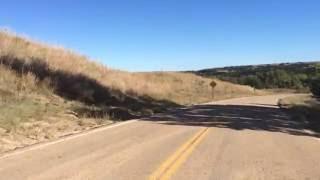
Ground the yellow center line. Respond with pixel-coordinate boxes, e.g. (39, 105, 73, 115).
(149, 127, 210, 180)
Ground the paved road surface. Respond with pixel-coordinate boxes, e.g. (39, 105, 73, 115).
(0, 94, 320, 180)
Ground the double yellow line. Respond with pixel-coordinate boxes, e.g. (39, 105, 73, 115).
(149, 128, 210, 180)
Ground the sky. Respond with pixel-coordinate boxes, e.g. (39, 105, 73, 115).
(1, 0, 320, 71)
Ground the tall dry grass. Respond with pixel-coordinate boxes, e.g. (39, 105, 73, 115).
(0, 30, 260, 105)
(0, 29, 266, 153)
(278, 95, 320, 133)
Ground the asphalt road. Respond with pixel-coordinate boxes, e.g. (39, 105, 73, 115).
(0, 94, 319, 180)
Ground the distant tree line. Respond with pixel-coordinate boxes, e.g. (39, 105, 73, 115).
(194, 62, 320, 96)
(237, 70, 308, 89)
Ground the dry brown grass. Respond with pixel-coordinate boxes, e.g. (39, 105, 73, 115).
(278, 94, 318, 108)
(0, 30, 263, 105)
(278, 94, 320, 134)
(0, 30, 265, 153)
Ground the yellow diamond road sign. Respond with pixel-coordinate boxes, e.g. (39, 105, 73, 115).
(210, 81, 217, 88)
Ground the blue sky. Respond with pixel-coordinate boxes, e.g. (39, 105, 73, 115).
(1, 0, 320, 71)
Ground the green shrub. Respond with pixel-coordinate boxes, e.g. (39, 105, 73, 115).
(310, 77, 320, 97)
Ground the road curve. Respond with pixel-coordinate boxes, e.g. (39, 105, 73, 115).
(0, 94, 320, 180)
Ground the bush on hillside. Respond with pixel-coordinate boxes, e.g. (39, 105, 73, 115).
(242, 75, 264, 89)
(310, 77, 320, 97)
(310, 74, 320, 97)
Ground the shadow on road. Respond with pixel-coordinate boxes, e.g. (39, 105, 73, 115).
(142, 104, 320, 138)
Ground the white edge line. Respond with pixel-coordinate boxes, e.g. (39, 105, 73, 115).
(0, 119, 138, 160)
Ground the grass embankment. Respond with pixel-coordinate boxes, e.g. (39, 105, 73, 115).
(278, 94, 320, 133)
(0, 30, 261, 152)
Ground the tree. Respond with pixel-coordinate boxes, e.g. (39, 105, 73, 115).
(243, 75, 263, 89)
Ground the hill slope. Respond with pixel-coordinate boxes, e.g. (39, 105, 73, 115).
(194, 62, 320, 90)
(0, 30, 260, 152)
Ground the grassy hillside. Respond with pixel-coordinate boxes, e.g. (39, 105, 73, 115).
(278, 95, 320, 134)
(0, 30, 261, 152)
(194, 62, 320, 90)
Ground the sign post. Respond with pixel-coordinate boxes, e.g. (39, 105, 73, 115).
(210, 80, 217, 100)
